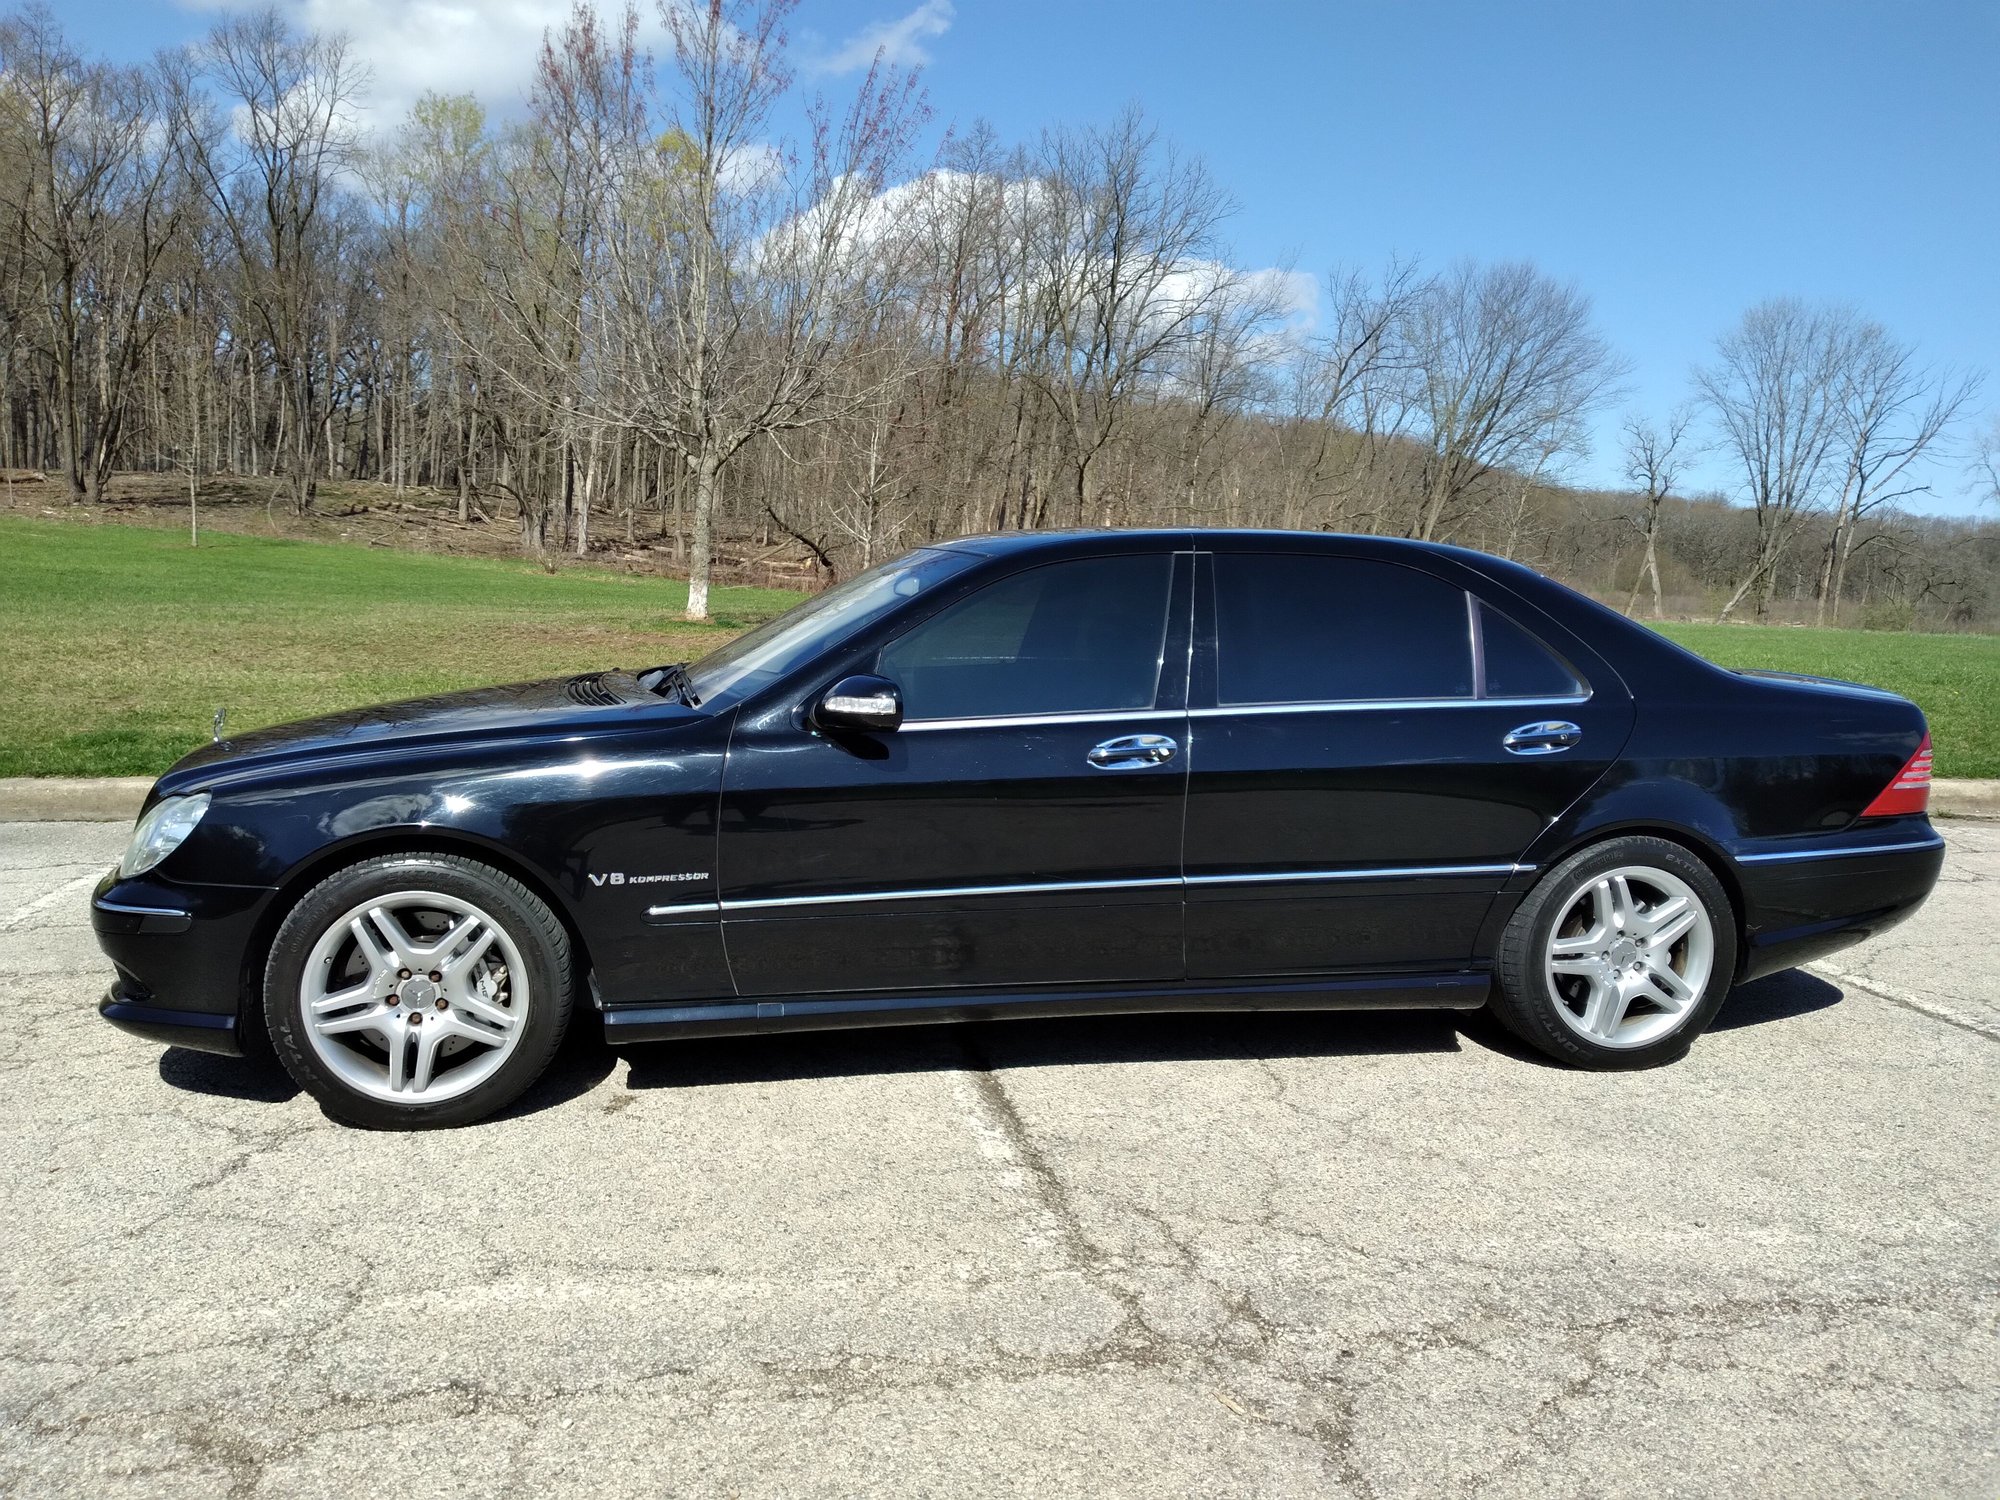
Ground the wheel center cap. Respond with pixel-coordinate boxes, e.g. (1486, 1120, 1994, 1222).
(402, 976, 440, 1007)
(1608, 939, 1640, 969)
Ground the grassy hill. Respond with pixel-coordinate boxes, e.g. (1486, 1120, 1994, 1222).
(2, 514, 1994, 778)
(0, 516, 795, 777)
(1657, 622, 1998, 778)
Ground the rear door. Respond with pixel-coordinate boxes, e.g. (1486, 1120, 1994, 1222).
(716, 549, 1193, 996)
(1182, 546, 1634, 979)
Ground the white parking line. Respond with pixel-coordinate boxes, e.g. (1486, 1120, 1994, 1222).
(1810, 959, 2000, 1042)
(0, 869, 103, 935)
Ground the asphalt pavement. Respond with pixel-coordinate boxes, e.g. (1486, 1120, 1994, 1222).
(1, 820, 1995, 1498)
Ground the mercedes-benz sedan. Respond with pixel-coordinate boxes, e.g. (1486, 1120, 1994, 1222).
(93, 530, 1944, 1127)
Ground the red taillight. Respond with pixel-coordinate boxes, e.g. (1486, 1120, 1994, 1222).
(1861, 733, 1932, 818)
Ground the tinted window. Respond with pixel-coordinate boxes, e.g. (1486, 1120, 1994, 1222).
(689, 547, 980, 707)
(1212, 554, 1474, 704)
(1478, 601, 1584, 698)
(879, 554, 1174, 720)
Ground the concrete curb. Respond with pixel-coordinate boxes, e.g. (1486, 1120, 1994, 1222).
(4, 773, 1997, 824)
(1934, 778, 2000, 820)
(0, 778, 152, 823)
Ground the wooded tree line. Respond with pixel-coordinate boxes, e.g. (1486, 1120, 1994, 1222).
(3, 0, 1995, 626)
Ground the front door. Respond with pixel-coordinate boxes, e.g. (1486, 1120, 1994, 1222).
(1182, 547, 1635, 979)
(717, 550, 1192, 996)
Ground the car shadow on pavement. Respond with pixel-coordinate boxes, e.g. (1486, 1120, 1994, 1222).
(491, 1019, 621, 1121)
(155, 1015, 621, 1120)
(1708, 968, 1845, 1031)
(620, 1006, 1467, 1092)
(158, 1046, 301, 1104)
(155, 971, 1848, 1113)
(1453, 966, 1848, 1067)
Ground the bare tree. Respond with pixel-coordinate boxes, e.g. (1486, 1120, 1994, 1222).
(0, 7, 185, 500)
(1287, 258, 1429, 530)
(598, 0, 928, 620)
(1163, 263, 1292, 524)
(1979, 414, 2000, 510)
(1025, 108, 1235, 528)
(1400, 260, 1625, 542)
(1619, 405, 1695, 617)
(1815, 324, 1980, 623)
(177, 12, 362, 514)
(1696, 299, 1865, 621)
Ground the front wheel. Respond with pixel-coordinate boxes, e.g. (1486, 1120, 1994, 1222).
(264, 853, 573, 1128)
(1490, 836, 1737, 1068)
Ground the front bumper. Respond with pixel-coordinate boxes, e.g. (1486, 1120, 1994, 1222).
(98, 988, 242, 1056)
(91, 866, 274, 1056)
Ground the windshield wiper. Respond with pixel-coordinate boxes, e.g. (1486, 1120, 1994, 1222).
(637, 662, 700, 706)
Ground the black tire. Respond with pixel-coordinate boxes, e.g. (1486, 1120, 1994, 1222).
(1489, 835, 1737, 1069)
(264, 853, 572, 1128)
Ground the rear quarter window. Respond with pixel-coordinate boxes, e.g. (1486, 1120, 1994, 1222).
(1477, 601, 1585, 698)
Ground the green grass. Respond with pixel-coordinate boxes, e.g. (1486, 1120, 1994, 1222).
(1657, 622, 2000, 779)
(0, 516, 801, 778)
(2, 516, 1995, 780)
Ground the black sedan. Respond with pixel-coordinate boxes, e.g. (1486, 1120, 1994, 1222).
(93, 529, 1944, 1128)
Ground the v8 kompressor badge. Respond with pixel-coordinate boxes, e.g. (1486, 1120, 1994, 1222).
(587, 871, 709, 888)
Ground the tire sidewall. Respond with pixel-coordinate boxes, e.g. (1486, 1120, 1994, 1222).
(264, 854, 570, 1128)
(1499, 836, 1738, 1069)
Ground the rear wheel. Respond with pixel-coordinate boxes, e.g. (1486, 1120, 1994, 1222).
(1491, 836, 1736, 1068)
(264, 853, 572, 1128)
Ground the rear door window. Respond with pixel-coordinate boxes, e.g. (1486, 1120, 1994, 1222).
(1211, 554, 1474, 704)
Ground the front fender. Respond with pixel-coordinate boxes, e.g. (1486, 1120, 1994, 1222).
(151, 721, 736, 1007)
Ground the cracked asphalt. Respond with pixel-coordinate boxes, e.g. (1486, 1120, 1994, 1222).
(2, 821, 1997, 1498)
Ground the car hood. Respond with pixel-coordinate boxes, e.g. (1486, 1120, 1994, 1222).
(156, 673, 705, 795)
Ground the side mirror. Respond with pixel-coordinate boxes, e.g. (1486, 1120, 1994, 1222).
(813, 674, 904, 733)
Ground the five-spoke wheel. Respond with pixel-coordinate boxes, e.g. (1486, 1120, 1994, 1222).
(301, 891, 530, 1103)
(1543, 865, 1714, 1049)
(265, 854, 571, 1128)
(1491, 835, 1736, 1067)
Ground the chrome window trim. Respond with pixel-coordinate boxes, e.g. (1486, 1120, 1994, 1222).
(1186, 694, 1590, 719)
(1466, 589, 1488, 699)
(1735, 835, 1945, 865)
(900, 707, 1179, 733)
(646, 862, 1530, 919)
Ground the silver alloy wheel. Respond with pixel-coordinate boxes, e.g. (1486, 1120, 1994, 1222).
(299, 890, 529, 1104)
(1543, 864, 1714, 1050)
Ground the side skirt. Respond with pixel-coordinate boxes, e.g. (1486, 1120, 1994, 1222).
(600, 972, 1490, 1044)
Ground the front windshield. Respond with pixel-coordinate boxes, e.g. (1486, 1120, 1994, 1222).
(686, 547, 980, 707)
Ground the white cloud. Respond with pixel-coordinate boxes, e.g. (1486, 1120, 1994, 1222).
(182, 0, 672, 130)
(808, 0, 953, 75)
(717, 141, 785, 193)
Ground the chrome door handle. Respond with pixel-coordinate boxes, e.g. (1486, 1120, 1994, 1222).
(1502, 720, 1582, 756)
(1087, 733, 1178, 769)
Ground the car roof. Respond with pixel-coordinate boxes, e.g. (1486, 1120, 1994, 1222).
(935, 527, 1482, 562)
(927, 527, 1720, 693)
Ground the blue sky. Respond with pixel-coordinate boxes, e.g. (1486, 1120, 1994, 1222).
(59, 0, 2000, 513)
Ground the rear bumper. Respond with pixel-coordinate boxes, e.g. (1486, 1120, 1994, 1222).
(1734, 826, 1945, 982)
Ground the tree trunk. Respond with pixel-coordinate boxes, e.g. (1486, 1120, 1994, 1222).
(686, 449, 720, 622)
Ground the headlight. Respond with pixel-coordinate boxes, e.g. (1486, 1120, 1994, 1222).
(120, 794, 211, 878)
